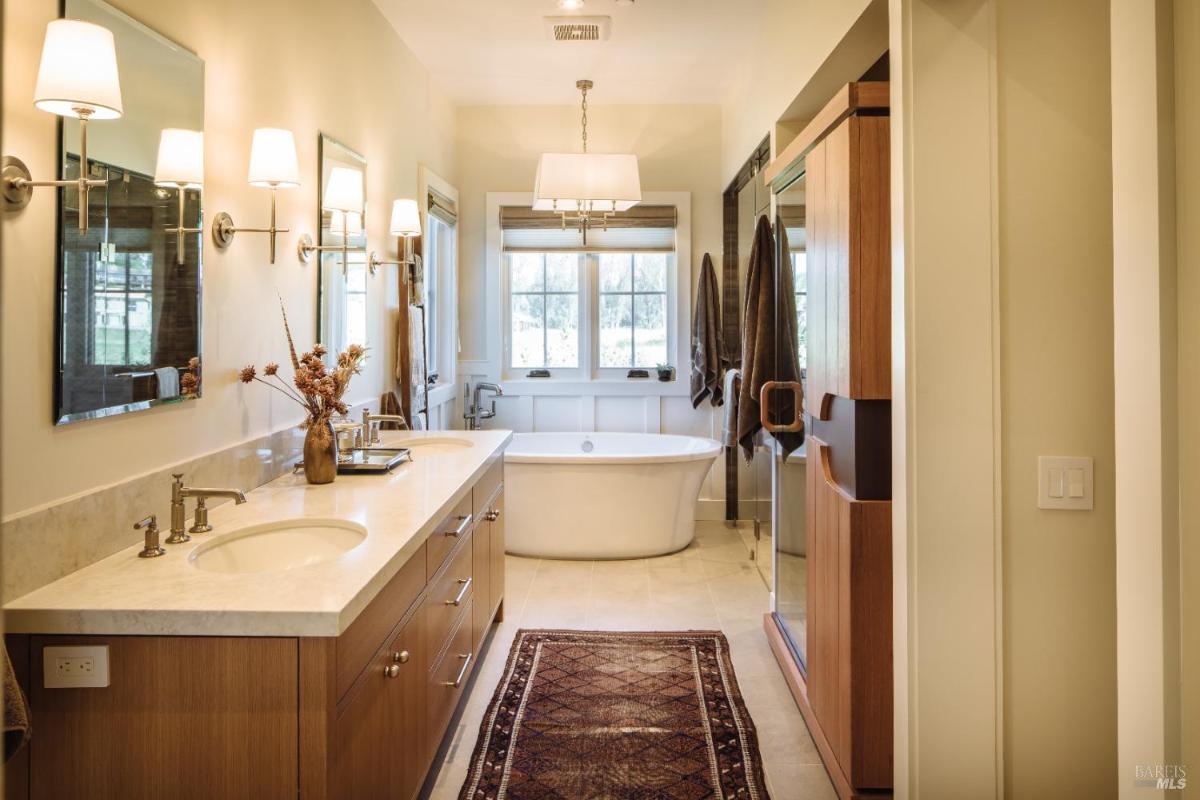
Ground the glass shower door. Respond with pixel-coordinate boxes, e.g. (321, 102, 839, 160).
(770, 174, 809, 671)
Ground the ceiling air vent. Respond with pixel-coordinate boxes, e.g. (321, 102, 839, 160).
(544, 16, 611, 42)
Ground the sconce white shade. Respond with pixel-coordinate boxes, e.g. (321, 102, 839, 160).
(247, 128, 300, 188)
(330, 210, 363, 236)
(532, 152, 641, 213)
(154, 128, 204, 189)
(33, 19, 123, 120)
(389, 199, 421, 237)
(323, 167, 364, 214)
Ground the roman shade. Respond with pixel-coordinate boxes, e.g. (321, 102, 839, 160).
(428, 189, 457, 226)
(500, 204, 677, 253)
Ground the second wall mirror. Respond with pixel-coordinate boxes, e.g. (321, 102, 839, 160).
(316, 134, 368, 357)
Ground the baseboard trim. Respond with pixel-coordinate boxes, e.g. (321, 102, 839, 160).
(694, 499, 726, 521)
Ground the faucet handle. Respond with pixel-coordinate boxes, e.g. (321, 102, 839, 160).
(134, 515, 166, 559)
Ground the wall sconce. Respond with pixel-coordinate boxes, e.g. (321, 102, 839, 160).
(211, 128, 300, 264)
(2, 19, 123, 234)
(368, 199, 422, 275)
(297, 166, 366, 268)
(154, 128, 204, 266)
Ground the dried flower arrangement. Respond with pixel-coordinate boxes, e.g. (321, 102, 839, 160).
(238, 303, 367, 427)
(181, 356, 201, 398)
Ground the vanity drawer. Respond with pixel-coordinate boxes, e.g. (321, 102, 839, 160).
(423, 536, 475, 658)
(426, 493, 473, 580)
(472, 458, 503, 520)
(426, 598, 475, 747)
(336, 541, 427, 700)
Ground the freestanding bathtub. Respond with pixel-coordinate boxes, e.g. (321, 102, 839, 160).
(504, 432, 722, 559)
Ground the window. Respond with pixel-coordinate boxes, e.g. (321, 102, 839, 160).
(499, 203, 680, 379)
(598, 253, 669, 368)
(92, 252, 153, 366)
(791, 251, 807, 370)
(508, 253, 581, 370)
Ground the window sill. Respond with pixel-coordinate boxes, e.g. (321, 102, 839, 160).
(496, 379, 690, 397)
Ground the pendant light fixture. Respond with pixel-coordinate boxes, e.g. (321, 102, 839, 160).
(533, 79, 641, 242)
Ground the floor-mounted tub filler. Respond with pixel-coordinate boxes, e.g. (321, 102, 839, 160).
(504, 432, 722, 559)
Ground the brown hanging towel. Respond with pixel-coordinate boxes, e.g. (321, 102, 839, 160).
(3, 643, 30, 763)
(378, 391, 407, 430)
(737, 215, 804, 461)
(691, 253, 726, 408)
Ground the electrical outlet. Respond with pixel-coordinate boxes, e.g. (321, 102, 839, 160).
(43, 645, 110, 688)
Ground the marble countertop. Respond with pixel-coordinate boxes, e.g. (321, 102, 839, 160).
(3, 430, 512, 637)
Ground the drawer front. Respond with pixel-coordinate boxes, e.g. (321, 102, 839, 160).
(472, 458, 503, 520)
(471, 517, 491, 653)
(426, 492, 473, 580)
(336, 542, 427, 700)
(424, 537, 474, 659)
(426, 598, 476, 749)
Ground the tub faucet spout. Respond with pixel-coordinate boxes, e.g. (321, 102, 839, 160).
(465, 382, 504, 430)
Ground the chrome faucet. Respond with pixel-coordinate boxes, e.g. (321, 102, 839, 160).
(169, 473, 247, 543)
(361, 408, 407, 446)
(464, 382, 503, 430)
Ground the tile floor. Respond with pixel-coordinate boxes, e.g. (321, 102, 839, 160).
(426, 521, 837, 800)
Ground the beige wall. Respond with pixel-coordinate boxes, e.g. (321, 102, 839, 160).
(719, 0, 873, 182)
(998, 2, 1118, 797)
(455, 103, 723, 365)
(2, 0, 455, 518)
(1174, 0, 1200, 793)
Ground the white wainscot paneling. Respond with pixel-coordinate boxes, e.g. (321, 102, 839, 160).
(533, 396, 583, 432)
(595, 396, 648, 433)
(492, 394, 533, 432)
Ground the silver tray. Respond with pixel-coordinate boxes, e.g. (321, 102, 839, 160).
(336, 447, 412, 474)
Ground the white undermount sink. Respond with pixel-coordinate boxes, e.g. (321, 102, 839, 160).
(188, 518, 367, 574)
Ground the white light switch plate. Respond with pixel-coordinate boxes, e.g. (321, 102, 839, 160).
(43, 645, 110, 688)
(1038, 456, 1094, 510)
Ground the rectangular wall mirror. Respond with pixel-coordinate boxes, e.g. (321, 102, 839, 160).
(317, 134, 368, 357)
(55, 0, 205, 425)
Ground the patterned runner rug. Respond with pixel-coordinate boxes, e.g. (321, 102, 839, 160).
(459, 629, 771, 799)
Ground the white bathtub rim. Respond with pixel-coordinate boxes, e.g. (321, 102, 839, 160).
(504, 432, 722, 465)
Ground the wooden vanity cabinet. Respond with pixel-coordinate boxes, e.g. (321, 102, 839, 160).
(5, 459, 507, 800)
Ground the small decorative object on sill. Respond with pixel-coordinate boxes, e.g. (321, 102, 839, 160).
(527, 369, 552, 378)
(656, 364, 676, 382)
(238, 300, 367, 485)
(180, 356, 201, 398)
(627, 369, 650, 379)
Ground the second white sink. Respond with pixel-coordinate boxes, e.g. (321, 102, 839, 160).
(188, 518, 367, 574)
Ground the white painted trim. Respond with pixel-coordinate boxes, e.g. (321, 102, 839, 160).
(419, 165, 460, 394)
(890, 0, 1003, 796)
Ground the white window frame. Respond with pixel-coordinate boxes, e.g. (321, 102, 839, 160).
(501, 252, 587, 380)
(419, 167, 459, 411)
(485, 191, 692, 395)
(590, 252, 677, 379)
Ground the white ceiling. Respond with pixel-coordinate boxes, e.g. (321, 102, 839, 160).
(370, 0, 767, 106)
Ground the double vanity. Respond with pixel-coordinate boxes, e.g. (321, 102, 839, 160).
(4, 429, 510, 800)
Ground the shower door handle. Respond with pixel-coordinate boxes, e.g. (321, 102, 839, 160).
(759, 381, 804, 433)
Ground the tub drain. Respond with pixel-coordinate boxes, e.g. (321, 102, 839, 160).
(581, 439, 594, 453)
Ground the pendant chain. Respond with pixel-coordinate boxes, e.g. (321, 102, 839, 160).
(580, 84, 589, 154)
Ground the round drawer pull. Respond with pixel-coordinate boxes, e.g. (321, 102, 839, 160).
(384, 664, 401, 679)
(484, 509, 500, 522)
(394, 650, 410, 664)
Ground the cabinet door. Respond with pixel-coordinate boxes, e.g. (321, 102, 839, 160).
(334, 612, 426, 800)
(489, 490, 506, 619)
